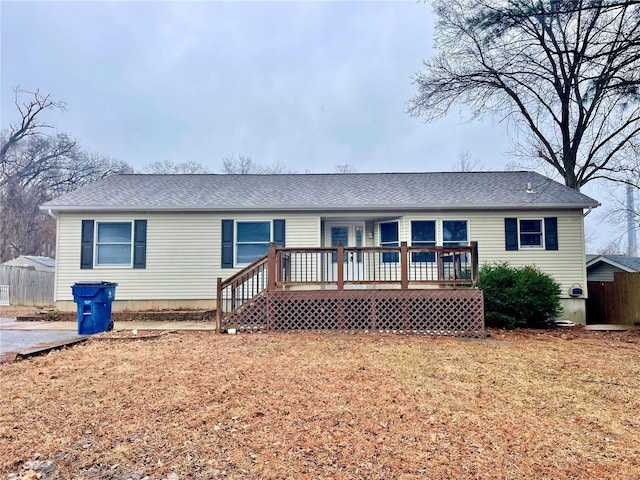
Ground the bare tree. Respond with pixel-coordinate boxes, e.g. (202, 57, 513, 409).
(409, 0, 640, 191)
(597, 239, 628, 255)
(452, 150, 483, 172)
(334, 164, 358, 173)
(0, 180, 56, 259)
(0, 88, 66, 164)
(0, 136, 132, 261)
(222, 154, 255, 174)
(143, 160, 210, 174)
(222, 153, 291, 174)
(1, 88, 133, 261)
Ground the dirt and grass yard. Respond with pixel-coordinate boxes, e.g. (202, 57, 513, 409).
(1, 328, 639, 479)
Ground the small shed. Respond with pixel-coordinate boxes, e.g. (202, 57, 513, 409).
(1, 256, 56, 272)
(586, 255, 640, 282)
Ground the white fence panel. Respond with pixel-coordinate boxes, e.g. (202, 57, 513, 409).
(0, 284, 9, 306)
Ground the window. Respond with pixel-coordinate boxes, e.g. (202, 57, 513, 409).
(442, 220, 468, 247)
(221, 219, 285, 268)
(380, 221, 399, 262)
(442, 220, 469, 264)
(505, 217, 558, 251)
(81, 220, 146, 269)
(411, 220, 436, 262)
(96, 222, 132, 266)
(330, 226, 349, 263)
(519, 219, 543, 248)
(236, 221, 271, 265)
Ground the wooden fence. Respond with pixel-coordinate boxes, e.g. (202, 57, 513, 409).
(587, 272, 640, 325)
(0, 266, 54, 307)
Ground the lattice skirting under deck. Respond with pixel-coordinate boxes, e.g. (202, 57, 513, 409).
(222, 289, 484, 338)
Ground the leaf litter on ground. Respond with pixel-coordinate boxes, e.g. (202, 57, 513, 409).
(1, 327, 639, 479)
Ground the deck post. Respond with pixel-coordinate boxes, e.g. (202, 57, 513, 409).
(337, 243, 344, 290)
(471, 241, 479, 288)
(216, 277, 222, 333)
(267, 243, 277, 292)
(400, 242, 408, 290)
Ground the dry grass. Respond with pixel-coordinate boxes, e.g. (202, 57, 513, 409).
(0, 306, 43, 318)
(1, 330, 639, 479)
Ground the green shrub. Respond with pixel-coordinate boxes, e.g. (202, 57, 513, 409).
(479, 263, 562, 329)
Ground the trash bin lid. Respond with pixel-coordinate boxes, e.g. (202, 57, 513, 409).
(73, 281, 118, 286)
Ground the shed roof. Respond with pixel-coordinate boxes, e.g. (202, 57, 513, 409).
(1, 255, 55, 270)
(586, 255, 640, 273)
(41, 171, 599, 212)
(23, 256, 56, 268)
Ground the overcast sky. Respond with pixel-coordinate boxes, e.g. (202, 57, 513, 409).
(0, 0, 628, 252)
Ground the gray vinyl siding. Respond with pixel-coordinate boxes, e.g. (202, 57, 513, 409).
(587, 263, 624, 282)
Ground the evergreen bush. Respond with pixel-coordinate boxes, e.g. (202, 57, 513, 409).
(479, 263, 562, 329)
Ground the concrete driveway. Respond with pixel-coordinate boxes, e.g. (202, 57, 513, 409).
(0, 317, 217, 358)
(0, 318, 82, 356)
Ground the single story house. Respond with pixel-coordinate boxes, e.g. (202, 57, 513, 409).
(2, 255, 55, 272)
(41, 171, 599, 324)
(586, 254, 640, 282)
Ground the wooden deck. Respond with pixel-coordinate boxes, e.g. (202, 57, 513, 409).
(216, 242, 484, 337)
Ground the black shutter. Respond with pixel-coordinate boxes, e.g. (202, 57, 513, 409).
(505, 218, 518, 251)
(544, 217, 558, 250)
(221, 220, 234, 268)
(273, 219, 286, 247)
(133, 220, 147, 268)
(81, 220, 94, 269)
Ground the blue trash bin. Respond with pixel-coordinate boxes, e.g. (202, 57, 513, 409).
(71, 282, 118, 334)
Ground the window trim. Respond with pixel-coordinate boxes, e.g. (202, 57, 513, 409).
(94, 221, 134, 268)
(234, 220, 273, 267)
(518, 218, 544, 249)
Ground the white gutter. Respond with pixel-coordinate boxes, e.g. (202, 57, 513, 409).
(40, 202, 602, 214)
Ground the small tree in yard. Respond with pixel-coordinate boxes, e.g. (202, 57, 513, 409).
(480, 263, 562, 329)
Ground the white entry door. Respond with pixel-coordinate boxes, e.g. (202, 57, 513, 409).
(324, 223, 365, 282)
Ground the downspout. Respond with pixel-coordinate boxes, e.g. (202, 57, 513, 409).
(583, 207, 592, 217)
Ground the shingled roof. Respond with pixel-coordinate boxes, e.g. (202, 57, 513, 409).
(586, 255, 640, 272)
(41, 171, 599, 212)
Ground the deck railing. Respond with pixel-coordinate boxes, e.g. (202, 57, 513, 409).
(216, 242, 479, 330)
(276, 243, 478, 288)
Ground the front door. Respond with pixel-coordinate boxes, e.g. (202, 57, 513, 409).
(324, 223, 365, 281)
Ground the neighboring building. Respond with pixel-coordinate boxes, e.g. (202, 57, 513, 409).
(41, 171, 599, 323)
(2, 255, 55, 272)
(586, 254, 640, 282)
